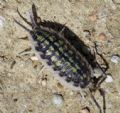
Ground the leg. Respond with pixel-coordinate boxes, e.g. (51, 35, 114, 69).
(92, 42, 109, 88)
(94, 42, 109, 72)
(99, 88, 106, 113)
(89, 82, 106, 113)
(90, 90, 102, 113)
(94, 75, 107, 89)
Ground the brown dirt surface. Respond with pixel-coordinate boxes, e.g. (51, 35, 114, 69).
(0, 0, 120, 113)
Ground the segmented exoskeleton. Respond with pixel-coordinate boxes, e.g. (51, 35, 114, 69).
(14, 4, 108, 113)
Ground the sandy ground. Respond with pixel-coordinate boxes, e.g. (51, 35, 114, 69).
(0, 0, 120, 113)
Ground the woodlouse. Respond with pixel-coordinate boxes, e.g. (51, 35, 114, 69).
(14, 4, 108, 113)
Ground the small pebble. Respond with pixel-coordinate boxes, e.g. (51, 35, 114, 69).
(69, 91, 74, 95)
(98, 33, 107, 41)
(105, 75, 113, 83)
(83, 30, 91, 38)
(80, 107, 90, 113)
(30, 56, 38, 61)
(93, 68, 103, 78)
(41, 78, 47, 87)
(52, 93, 64, 107)
(0, 16, 5, 28)
(57, 82, 63, 89)
(111, 55, 120, 64)
(89, 13, 97, 22)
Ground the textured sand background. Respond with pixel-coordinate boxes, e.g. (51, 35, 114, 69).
(0, 0, 120, 113)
